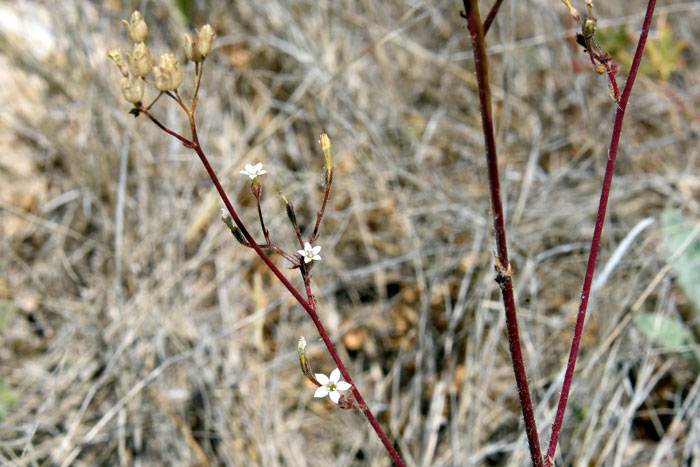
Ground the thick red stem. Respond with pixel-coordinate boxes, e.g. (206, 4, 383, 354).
(462, 1, 543, 465)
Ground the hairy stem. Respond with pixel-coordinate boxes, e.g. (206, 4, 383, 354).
(462, 1, 543, 465)
(544, 1, 656, 464)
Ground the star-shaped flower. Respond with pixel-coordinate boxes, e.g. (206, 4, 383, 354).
(314, 368, 352, 403)
(239, 162, 267, 180)
(297, 242, 321, 264)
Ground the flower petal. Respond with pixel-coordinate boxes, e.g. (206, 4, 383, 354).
(336, 381, 351, 391)
(254, 163, 263, 171)
(315, 373, 329, 385)
(297, 249, 306, 257)
(304, 242, 312, 251)
(328, 390, 341, 403)
(312, 254, 322, 261)
(311, 245, 321, 255)
(304, 256, 313, 263)
(314, 386, 329, 398)
(329, 368, 341, 383)
(245, 164, 254, 172)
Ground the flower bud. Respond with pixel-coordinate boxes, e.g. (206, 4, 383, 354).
(195, 24, 216, 57)
(107, 49, 129, 77)
(121, 76, 144, 103)
(285, 200, 298, 227)
(123, 11, 148, 42)
(319, 133, 332, 174)
(127, 42, 151, 77)
(184, 33, 202, 62)
(583, 18, 597, 39)
(153, 53, 182, 91)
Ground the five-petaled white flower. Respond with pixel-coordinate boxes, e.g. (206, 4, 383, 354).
(314, 368, 351, 403)
(297, 242, 321, 263)
(240, 162, 267, 180)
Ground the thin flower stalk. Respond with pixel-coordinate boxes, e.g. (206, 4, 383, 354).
(545, 1, 657, 464)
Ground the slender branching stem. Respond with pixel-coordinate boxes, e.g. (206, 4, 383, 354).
(544, 1, 656, 464)
(138, 77, 404, 465)
(482, 0, 503, 35)
(253, 185, 271, 243)
(188, 129, 404, 465)
(192, 59, 204, 111)
(461, 1, 544, 465)
(138, 107, 193, 147)
(293, 223, 305, 248)
(310, 169, 333, 243)
(145, 91, 164, 110)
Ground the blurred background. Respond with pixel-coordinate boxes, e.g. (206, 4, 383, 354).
(1, 0, 699, 465)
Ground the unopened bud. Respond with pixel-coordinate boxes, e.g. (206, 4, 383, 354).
(298, 337, 318, 384)
(298, 336, 307, 359)
(595, 64, 606, 74)
(153, 53, 182, 91)
(195, 24, 216, 57)
(184, 33, 202, 62)
(319, 133, 331, 174)
(127, 42, 151, 77)
(221, 209, 234, 229)
(221, 210, 249, 246)
(231, 226, 248, 246)
(123, 11, 148, 42)
(583, 18, 597, 38)
(121, 76, 144, 103)
(286, 201, 298, 227)
(108, 49, 129, 77)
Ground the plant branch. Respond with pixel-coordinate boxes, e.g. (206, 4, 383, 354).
(483, 0, 504, 35)
(142, 107, 404, 466)
(310, 169, 333, 243)
(461, 1, 543, 465)
(137, 107, 194, 147)
(544, 1, 656, 465)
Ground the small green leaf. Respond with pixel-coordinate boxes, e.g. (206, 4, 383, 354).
(634, 312, 693, 349)
(661, 209, 700, 320)
(643, 16, 687, 81)
(173, 0, 194, 23)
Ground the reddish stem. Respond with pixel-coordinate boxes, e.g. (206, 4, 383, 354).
(482, 0, 503, 35)
(310, 170, 334, 243)
(544, 2, 656, 465)
(143, 110, 404, 466)
(253, 184, 271, 243)
(462, 2, 543, 465)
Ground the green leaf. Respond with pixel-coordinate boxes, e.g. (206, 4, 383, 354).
(173, 0, 194, 24)
(634, 312, 693, 349)
(661, 209, 700, 321)
(643, 16, 687, 81)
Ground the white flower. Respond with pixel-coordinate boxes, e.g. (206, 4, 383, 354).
(297, 242, 321, 263)
(239, 162, 268, 180)
(314, 368, 351, 403)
